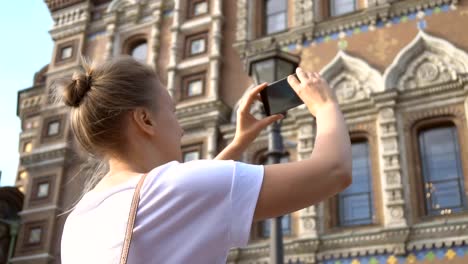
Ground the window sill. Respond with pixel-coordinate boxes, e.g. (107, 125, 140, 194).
(322, 223, 383, 237)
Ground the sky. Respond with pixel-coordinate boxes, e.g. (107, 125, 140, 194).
(0, 2, 53, 186)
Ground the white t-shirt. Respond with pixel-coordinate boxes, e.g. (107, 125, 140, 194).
(61, 160, 264, 264)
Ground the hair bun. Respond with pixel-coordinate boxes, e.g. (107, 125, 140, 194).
(63, 72, 92, 107)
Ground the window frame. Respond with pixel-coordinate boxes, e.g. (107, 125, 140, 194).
(122, 35, 148, 62)
(262, 0, 288, 36)
(182, 143, 203, 162)
(187, 0, 209, 19)
(410, 117, 468, 219)
(181, 71, 206, 100)
(41, 115, 65, 143)
(326, 130, 382, 232)
(329, 0, 357, 17)
(21, 220, 48, 252)
(46, 120, 61, 137)
(184, 32, 209, 58)
(258, 215, 292, 239)
(54, 39, 78, 66)
(337, 138, 374, 227)
(30, 175, 54, 204)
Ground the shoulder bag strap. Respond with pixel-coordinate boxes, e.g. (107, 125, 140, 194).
(119, 173, 148, 264)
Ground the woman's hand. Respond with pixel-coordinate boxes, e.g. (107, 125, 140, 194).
(287, 68, 337, 116)
(215, 83, 283, 160)
(233, 83, 284, 148)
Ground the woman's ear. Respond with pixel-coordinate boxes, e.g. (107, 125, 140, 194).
(132, 107, 156, 136)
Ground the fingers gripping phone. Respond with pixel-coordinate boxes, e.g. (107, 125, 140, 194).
(260, 74, 304, 116)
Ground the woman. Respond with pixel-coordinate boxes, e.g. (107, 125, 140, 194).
(60, 57, 352, 263)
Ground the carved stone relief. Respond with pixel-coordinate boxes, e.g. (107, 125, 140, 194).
(321, 51, 384, 105)
(384, 31, 468, 90)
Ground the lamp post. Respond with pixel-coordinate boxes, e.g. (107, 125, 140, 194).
(247, 49, 299, 264)
(0, 218, 19, 264)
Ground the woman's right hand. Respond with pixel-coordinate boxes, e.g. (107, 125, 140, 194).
(287, 68, 337, 116)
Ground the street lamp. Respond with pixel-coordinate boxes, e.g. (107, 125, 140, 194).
(0, 218, 19, 264)
(247, 49, 299, 264)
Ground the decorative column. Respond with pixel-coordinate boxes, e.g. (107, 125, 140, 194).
(296, 115, 319, 238)
(235, 0, 248, 42)
(104, 12, 118, 60)
(149, 2, 163, 68)
(294, 0, 314, 27)
(209, 0, 223, 100)
(167, 0, 182, 98)
(206, 126, 218, 159)
(465, 87, 468, 125)
(377, 106, 407, 227)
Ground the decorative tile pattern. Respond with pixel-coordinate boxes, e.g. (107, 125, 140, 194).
(322, 245, 468, 264)
(282, 4, 455, 52)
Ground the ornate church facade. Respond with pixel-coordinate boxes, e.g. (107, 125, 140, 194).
(13, 0, 468, 263)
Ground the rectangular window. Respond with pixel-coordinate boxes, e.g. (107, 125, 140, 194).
(418, 126, 466, 216)
(185, 32, 208, 57)
(330, 0, 356, 17)
(42, 116, 64, 143)
(55, 39, 78, 65)
(338, 141, 374, 226)
(61, 46, 73, 60)
(47, 120, 60, 136)
(182, 72, 206, 99)
(28, 227, 42, 244)
(37, 182, 50, 198)
(22, 221, 47, 249)
(264, 0, 287, 35)
(30, 176, 53, 203)
(188, 0, 208, 18)
(260, 215, 291, 238)
(182, 144, 202, 162)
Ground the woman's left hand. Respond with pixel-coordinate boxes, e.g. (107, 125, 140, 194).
(233, 83, 284, 149)
(215, 83, 283, 161)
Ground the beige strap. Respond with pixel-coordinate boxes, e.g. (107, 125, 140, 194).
(119, 173, 148, 264)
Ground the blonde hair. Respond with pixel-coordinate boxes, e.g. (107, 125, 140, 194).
(63, 56, 158, 156)
(60, 56, 159, 205)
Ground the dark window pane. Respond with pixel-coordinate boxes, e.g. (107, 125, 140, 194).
(266, 13, 286, 34)
(261, 215, 291, 238)
(338, 141, 373, 226)
(339, 193, 372, 225)
(419, 126, 466, 215)
(331, 0, 356, 16)
(430, 180, 463, 209)
(131, 42, 147, 62)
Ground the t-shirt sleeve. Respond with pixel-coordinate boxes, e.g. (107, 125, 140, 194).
(139, 160, 264, 253)
(229, 162, 264, 248)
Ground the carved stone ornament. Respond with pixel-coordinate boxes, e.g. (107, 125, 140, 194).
(384, 31, 468, 91)
(334, 77, 358, 102)
(321, 51, 384, 104)
(416, 61, 439, 82)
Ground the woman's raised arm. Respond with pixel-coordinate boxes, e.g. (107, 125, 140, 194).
(253, 69, 352, 221)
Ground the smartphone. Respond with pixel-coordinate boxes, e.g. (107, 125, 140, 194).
(260, 74, 304, 116)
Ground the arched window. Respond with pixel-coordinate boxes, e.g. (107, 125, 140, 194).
(130, 40, 148, 62)
(338, 140, 374, 226)
(123, 36, 148, 62)
(418, 125, 466, 215)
